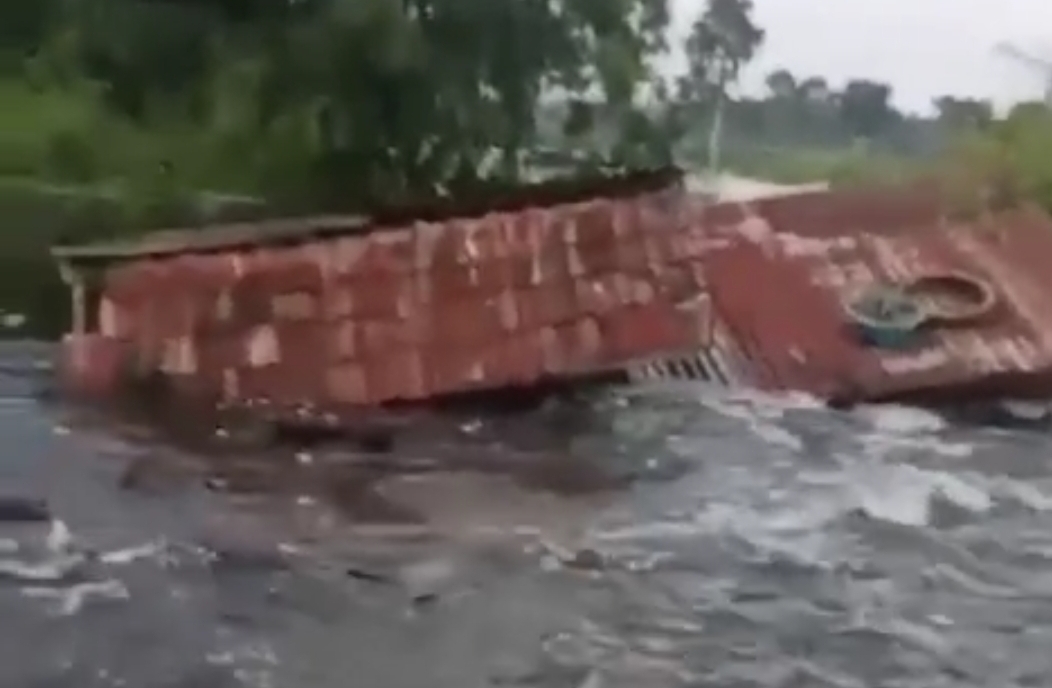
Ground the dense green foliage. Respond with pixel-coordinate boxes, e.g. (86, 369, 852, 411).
(4, 0, 1052, 337)
(3, 0, 708, 334)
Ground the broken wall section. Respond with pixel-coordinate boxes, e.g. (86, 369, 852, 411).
(99, 186, 718, 409)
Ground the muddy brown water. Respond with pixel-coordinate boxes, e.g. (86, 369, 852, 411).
(5, 340, 1052, 687)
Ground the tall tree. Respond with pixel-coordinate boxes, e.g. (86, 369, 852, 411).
(764, 69, 796, 100)
(798, 76, 831, 105)
(838, 79, 898, 140)
(679, 0, 763, 171)
(933, 96, 993, 130)
(679, 0, 764, 104)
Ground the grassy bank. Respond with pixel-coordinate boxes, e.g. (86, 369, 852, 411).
(721, 142, 921, 187)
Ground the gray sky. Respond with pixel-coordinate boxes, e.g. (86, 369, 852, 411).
(669, 0, 1052, 114)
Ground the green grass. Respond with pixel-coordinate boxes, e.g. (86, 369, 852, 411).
(722, 143, 920, 187)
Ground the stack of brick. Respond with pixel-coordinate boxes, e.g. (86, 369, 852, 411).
(99, 186, 716, 408)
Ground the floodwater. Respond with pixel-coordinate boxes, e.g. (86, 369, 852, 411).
(4, 341, 1052, 687)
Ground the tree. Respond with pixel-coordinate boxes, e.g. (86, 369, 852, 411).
(678, 0, 763, 171)
(29, 0, 676, 206)
(933, 96, 993, 130)
(838, 79, 898, 139)
(679, 0, 764, 104)
(798, 76, 831, 105)
(765, 69, 796, 100)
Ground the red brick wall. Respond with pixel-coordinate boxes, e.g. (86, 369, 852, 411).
(96, 186, 717, 408)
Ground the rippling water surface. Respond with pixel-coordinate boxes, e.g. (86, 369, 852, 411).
(4, 340, 1052, 687)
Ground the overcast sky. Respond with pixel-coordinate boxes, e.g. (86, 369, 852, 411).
(668, 0, 1052, 114)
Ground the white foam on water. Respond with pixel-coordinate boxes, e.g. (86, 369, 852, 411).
(844, 461, 992, 527)
(21, 579, 129, 616)
(45, 520, 74, 555)
(855, 404, 948, 435)
(207, 640, 279, 688)
(697, 390, 808, 453)
(98, 540, 166, 565)
(0, 552, 87, 582)
(594, 393, 1014, 566)
(0, 516, 171, 619)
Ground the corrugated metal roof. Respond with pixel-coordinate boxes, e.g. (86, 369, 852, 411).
(701, 199, 1052, 404)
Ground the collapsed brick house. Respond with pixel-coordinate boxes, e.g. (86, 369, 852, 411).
(51, 166, 1052, 411)
(52, 168, 719, 409)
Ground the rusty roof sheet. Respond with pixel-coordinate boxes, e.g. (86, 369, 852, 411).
(701, 201, 1052, 404)
(51, 166, 683, 263)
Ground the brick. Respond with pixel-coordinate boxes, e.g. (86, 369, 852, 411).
(643, 230, 676, 268)
(656, 265, 704, 304)
(271, 291, 317, 321)
(229, 277, 273, 327)
(148, 297, 195, 339)
(566, 242, 585, 277)
(362, 228, 414, 274)
(600, 303, 693, 360)
(326, 363, 367, 404)
(507, 208, 558, 258)
(158, 336, 197, 375)
(492, 333, 544, 384)
(637, 199, 674, 235)
(414, 220, 446, 270)
(177, 254, 237, 292)
(557, 317, 604, 369)
(214, 289, 234, 323)
(610, 199, 642, 242)
(615, 239, 650, 274)
(432, 296, 506, 345)
(509, 246, 571, 287)
(331, 236, 369, 275)
(245, 325, 280, 368)
(197, 334, 242, 378)
(516, 281, 578, 329)
(627, 277, 657, 305)
(305, 241, 337, 280)
(98, 298, 130, 338)
(676, 292, 715, 347)
(493, 290, 519, 331)
(572, 200, 617, 246)
(364, 350, 426, 402)
(572, 241, 619, 277)
(574, 276, 623, 316)
(274, 322, 328, 367)
(321, 285, 355, 320)
(448, 216, 509, 264)
(538, 326, 564, 374)
(359, 313, 431, 353)
(556, 211, 581, 245)
(353, 273, 415, 319)
(256, 251, 322, 293)
(427, 348, 487, 395)
(430, 260, 512, 297)
(329, 320, 358, 360)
